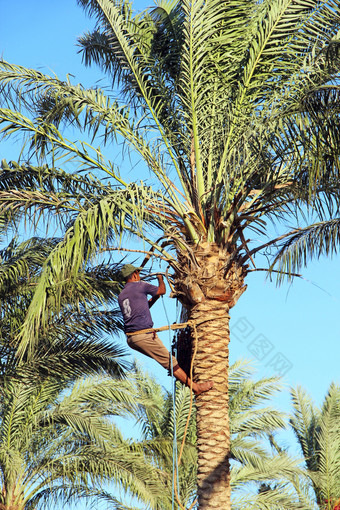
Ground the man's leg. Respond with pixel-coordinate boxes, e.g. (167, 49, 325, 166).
(127, 332, 213, 395)
(172, 365, 213, 396)
(127, 332, 178, 367)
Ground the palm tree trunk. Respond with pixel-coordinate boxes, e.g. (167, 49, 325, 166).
(191, 301, 231, 509)
(0, 488, 25, 510)
(174, 242, 247, 510)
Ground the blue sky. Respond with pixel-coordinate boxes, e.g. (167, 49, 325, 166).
(1, 0, 339, 467)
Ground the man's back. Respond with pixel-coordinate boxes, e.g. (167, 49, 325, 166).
(118, 280, 158, 332)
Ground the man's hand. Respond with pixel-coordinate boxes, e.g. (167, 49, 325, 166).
(148, 274, 166, 308)
(156, 274, 166, 295)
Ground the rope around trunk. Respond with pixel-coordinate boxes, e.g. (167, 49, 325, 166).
(125, 322, 190, 336)
(173, 321, 198, 510)
(127, 316, 215, 509)
(125, 316, 216, 337)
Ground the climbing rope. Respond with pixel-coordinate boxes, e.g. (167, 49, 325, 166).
(125, 267, 215, 508)
(161, 298, 198, 510)
(175, 322, 198, 510)
(162, 298, 180, 510)
(125, 322, 190, 337)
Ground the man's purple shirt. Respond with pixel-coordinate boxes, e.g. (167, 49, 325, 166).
(118, 281, 159, 332)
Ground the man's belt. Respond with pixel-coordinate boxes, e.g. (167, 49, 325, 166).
(126, 322, 189, 337)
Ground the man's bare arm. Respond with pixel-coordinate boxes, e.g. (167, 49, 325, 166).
(149, 275, 166, 308)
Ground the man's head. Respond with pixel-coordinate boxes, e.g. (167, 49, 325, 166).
(120, 264, 142, 282)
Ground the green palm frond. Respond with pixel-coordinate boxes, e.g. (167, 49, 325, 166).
(271, 219, 340, 280)
(162, 384, 196, 442)
(290, 386, 320, 469)
(231, 450, 304, 484)
(0, 236, 131, 384)
(126, 361, 305, 509)
(0, 63, 178, 193)
(27, 337, 129, 379)
(26, 486, 136, 510)
(0, 159, 109, 196)
(232, 483, 312, 510)
(229, 360, 284, 420)
(55, 375, 144, 420)
(132, 367, 165, 440)
(77, 0, 154, 98)
(77, 0, 187, 170)
(0, 366, 167, 510)
(149, 0, 185, 81)
(36, 442, 165, 507)
(290, 384, 340, 507)
(231, 451, 308, 510)
(310, 384, 340, 504)
(237, 0, 332, 104)
(2, 0, 340, 282)
(0, 237, 56, 302)
(6, 181, 176, 358)
(230, 437, 270, 467)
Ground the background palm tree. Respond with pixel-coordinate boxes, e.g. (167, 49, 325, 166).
(1, 0, 340, 507)
(290, 384, 340, 510)
(0, 235, 130, 378)
(0, 238, 169, 509)
(131, 360, 307, 510)
(0, 367, 167, 510)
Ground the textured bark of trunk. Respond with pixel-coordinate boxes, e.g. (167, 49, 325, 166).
(0, 505, 24, 510)
(0, 499, 25, 510)
(0, 486, 25, 510)
(173, 242, 247, 510)
(191, 301, 231, 509)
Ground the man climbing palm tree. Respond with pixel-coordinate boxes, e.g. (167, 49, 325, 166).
(2, 0, 340, 507)
(118, 264, 213, 396)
